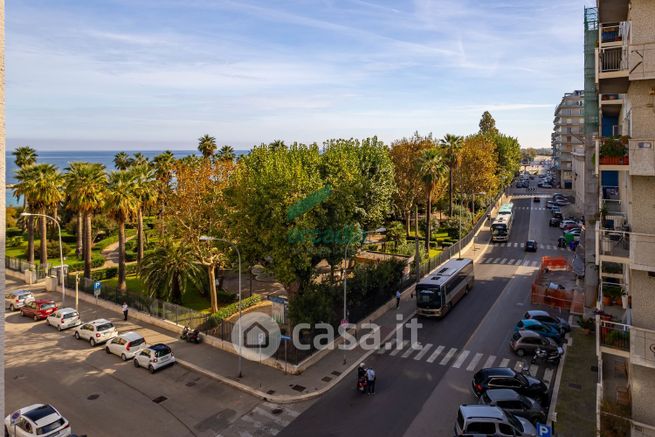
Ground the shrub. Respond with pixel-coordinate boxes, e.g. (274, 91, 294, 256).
(217, 291, 237, 304)
(8, 236, 23, 247)
(207, 294, 263, 322)
(28, 242, 73, 260)
(6, 227, 23, 238)
(91, 267, 118, 281)
(125, 251, 137, 262)
(67, 254, 105, 271)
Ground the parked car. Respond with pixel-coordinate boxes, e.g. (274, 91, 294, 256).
(4, 404, 71, 437)
(105, 331, 147, 361)
(552, 211, 563, 220)
(559, 220, 578, 230)
(533, 197, 540, 203)
(565, 228, 582, 237)
(550, 206, 561, 215)
(542, 183, 553, 189)
(545, 201, 555, 209)
(554, 199, 570, 206)
(524, 310, 571, 333)
(472, 368, 549, 404)
(73, 319, 118, 346)
(46, 308, 81, 331)
(549, 217, 561, 227)
(479, 389, 547, 424)
(514, 319, 563, 343)
(133, 343, 176, 373)
(19, 299, 57, 321)
(562, 222, 582, 231)
(525, 240, 538, 252)
(510, 330, 561, 357)
(454, 404, 537, 436)
(5, 290, 34, 312)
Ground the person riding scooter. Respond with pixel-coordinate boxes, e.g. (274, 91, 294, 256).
(357, 362, 368, 393)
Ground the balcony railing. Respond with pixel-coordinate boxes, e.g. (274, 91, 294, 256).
(599, 155, 629, 165)
(600, 320, 655, 369)
(600, 320, 630, 352)
(599, 47, 628, 72)
(602, 199, 624, 215)
(598, 228, 630, 260)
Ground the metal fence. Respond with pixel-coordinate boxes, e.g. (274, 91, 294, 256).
(5, 256, 51, 281)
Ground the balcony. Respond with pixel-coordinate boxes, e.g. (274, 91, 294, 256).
(628, 42, 655, 81)
(600, 320, 655, 369)
(597, 228, 630, 263)
(598, 0, 628, 23)
(629, 139, 655, 176)
(597, 228, 655, 271)
(600, 320, 630, 355)
(600, 22, 628, 46)
(597, 47, 629, 93)
(597, 137, 629, 170)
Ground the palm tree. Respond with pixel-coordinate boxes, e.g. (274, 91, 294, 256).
(439, 134, 463, 217)
(12, 146, 38, 169)
(113, 152, 132, 170)
(65, 162, 107, 278)
(30, 164, 65, 266)
(152, 151, 176, 237)
(129, 164, 157, 263)
(106, 171, 139, 293)
(140, 239, 203, 304)
(131, 152, 149, 167)
(216, 145, 236, 162)
(13, 166, 38, 265)
(12, 146, 38, 264)
(198, 134, 217, 158)
(418, 149, 447, 252)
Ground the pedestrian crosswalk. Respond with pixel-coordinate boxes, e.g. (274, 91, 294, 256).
(378, 339, 559, 388)
(480, 258, 540, 267)
(217, 402, 302, 437)
(490, 242, 568, 251)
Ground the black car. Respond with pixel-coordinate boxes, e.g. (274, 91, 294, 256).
(472, 368, 549, 404)
(549, 217, 561, 227)
(479, 389, 547, 424)
(552, 211, 563, 220)
(525, 240, 537, 252)
(524, 310, 571, 333)
(533, 197, 540, 203)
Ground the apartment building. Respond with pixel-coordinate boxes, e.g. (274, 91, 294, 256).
(553, 90, 584, 189)
(589, 1, 655, 435)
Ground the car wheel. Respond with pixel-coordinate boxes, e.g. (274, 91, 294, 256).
(9, 304, 14, 312)
(105, 346, 111, 354)
(148, 365, 156, 374)
(58, 324, 63, 331)
(516, 349, 526, 357)
(74, 331, 80, 340)
(90, 338, 96, 347)
(33, 315, 39, 321)
(133, 359, 140, 368)
(5, 425, 9, 437)
(121, 353, 127, 361)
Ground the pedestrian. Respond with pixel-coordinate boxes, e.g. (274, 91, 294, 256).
(122, 302, 128, 321)
(366, 366, 376, 394)
(395, 290, 401, 309)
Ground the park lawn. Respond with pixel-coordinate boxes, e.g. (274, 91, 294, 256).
(428, 248, 442, 258)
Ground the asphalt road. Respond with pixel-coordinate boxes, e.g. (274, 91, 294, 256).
(279, 178, 571, 437)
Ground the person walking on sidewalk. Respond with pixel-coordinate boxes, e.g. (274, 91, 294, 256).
(122, 302, 128, 321)
(395, 290, 401, 309)
(366, 367, 376, 395)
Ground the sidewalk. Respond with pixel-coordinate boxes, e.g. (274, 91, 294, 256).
(8, 223, 493, 404)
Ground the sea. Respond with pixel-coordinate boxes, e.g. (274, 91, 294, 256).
(5, 149, 249, 207)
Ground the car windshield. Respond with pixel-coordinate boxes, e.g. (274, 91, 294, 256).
(63, 312, 78, 319)
(40, 303, 55, 310)
(505, 412, 523, 431)
(130, 338, 145, 347)
(37, 418, 65, 435)
(96, 323, 114, 331)
(416, 287, 442, 307)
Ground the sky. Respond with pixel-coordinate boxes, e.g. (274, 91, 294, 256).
(7, 0, 590, 151)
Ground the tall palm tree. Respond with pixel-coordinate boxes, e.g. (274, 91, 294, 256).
(439, 134, 463, 217)
(12, 146, 38, 169)
(216, 145, 236, 162)
(418, 149, 447, 252)
(198, 134, 217, 159)
(113, 152, 131, 170)
(13, 166, 38, 265)
(106, 171, 139, 293)
(140, 239, 203, 304)
(30, 164, 65, 266)
(131, 152, 149, 167)
(129, 164, 157, 263)
(12, 146, 38, 264)
(65, 162, 107, 278)
(152, 151, 176, 237)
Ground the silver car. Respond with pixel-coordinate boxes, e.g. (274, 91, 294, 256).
(73, 319, 118, 347)
(510, 330, 560, 357)
(5, 290, 34, 311)
(46, 308, 81, 331)
(455, 404, 536, 436)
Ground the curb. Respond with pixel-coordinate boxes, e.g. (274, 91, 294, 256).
(547, 328, 572, 426)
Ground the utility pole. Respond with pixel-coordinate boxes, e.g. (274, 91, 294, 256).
(414, 204, 420, 281)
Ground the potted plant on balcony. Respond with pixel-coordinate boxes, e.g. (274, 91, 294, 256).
(600, 136, 630, 165)
(603, 283, 622, 306)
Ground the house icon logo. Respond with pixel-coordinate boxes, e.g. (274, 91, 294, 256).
(231, 312, 281, 361)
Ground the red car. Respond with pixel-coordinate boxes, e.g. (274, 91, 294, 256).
(20, 299, 57, 321)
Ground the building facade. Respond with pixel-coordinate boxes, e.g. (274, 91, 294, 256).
(590, 1, 655, 435)
(553, 90, 585, 189)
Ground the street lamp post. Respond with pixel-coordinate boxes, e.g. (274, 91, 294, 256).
(21, 212, 65, 304)
(199, 236, 242, 378)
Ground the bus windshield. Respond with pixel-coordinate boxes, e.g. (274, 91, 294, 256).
(416, 287, 442, 309)
(491, 224, 507, 236)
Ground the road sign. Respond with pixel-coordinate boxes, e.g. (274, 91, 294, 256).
(536, 423, 552, 437)
(93, 281, 101, 290)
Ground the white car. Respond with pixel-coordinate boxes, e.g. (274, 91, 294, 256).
(4, 404, 71, 436)
(46, 308, 81, 331)
(105, 331, 147, 360)
(133, 343, 176, 373)
(4, 290, 35, 312)
(559, 220, 578, 229)
(73, 319, 117, 347)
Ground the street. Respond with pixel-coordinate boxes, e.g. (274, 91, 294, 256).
(279, 181, 571, 436)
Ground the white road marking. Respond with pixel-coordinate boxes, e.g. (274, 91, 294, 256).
(514, 361, 525, 371)
(520, 243, 525, 247)
(531, 261, 539, 267)
(467, 353, 484, 372)
(513, 243, 519, 248)
(482, 355, 496, 369)
(389, 340, 409, 356)
(252, 407, 292, 427)
(379, 339, 396, 354)
(499, 358, 510, 367)
(426, 345, 445, 363)
(439, 347, 458, 365)
(414, 343, 433, 361)
(401, 343, 421, 358)
(451, 350, 470, 369)
(492, 258, 501, 264)
(500, 258, 508, 264)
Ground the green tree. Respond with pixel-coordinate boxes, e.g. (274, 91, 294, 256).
(65, 162, 107, 278)
(113, 152, 131, 170)
(479, 111, 499, 135)
(30, 164, 65, 266)
(494, 134, 521, 187)
(129, 164, 157, 263)
(198, 134, 217, 159)
(418, 148, 447, 251)
(12, 146, 37, 169)
(106, 171, 139, 293)
(152, 150, 176, 236)
(131, 152, 149, 167)
(12, 146, 38, 264)
(140, 239, 203, 304)
(13, 166, 38, 264)
(216, 145, 236, 162)
(439, 134, 463, 217)
(460, 134, 499, 205)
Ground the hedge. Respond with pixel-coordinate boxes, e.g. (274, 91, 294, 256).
(7, 227, 23, 238)
(207, 294, 263, 322)
(67, 254, 105, 271)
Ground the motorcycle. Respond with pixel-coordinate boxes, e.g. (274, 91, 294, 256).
(531, 347, 563, 365)
(357, 375, 368, 394)
(180, 326, 202, 344)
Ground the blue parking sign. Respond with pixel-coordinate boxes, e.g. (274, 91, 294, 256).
(94, 281, 101, 290)
(536, 423, 552, 437)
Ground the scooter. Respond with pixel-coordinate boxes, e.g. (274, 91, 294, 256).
(357, 375, 368, 394)
(531, 347, 563, 365)
(180, 326, 202, 344)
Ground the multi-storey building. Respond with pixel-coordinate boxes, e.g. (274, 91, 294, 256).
(553, 91, 584, 189)
(589, 1, 655, 435)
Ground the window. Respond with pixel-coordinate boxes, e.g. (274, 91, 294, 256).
(466, 422, 496, 433)
(498, 423, 516, 435)
(501, 378, 521, 388)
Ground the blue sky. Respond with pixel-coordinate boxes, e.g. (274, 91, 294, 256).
(7, 0, 589, 150)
